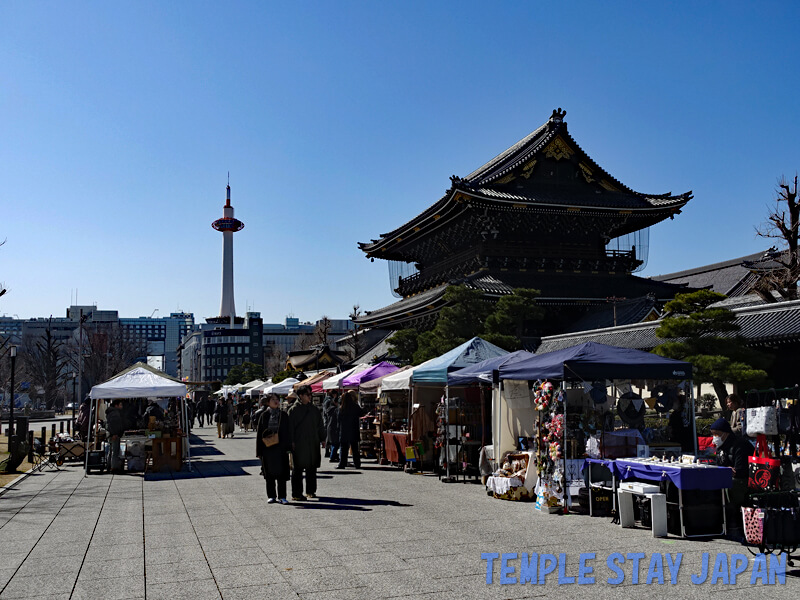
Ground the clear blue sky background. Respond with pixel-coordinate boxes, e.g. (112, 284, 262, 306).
(2, 2, 799, 323)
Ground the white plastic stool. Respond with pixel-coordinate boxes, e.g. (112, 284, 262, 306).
(618, 481, 667, 538)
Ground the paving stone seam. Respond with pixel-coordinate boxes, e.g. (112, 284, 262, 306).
(0, 469, 106, 597)
(0, 468, 64, 531)
(175, 451, 303, 598)
(68, 473, 115, 600)
(141, 471, 147, 600)
(168, 468, 225, 599)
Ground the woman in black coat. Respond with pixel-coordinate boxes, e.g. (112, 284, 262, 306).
(326, 396, 341, 463)
(256, 394, 292, 503)
(337, 391, 364, 469)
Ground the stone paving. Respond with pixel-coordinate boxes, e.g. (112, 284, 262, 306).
(0, 424, 796, 599)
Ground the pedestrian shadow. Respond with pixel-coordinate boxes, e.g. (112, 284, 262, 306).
(290, 497, 413, 511)
(144, 459, 261, 480)
(189, 446, 225, 456)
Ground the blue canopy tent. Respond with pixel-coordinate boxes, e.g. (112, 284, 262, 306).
(411, 337, 508, 385)
(495, 342, 696, 508)
(410, 337, 507, 481)
(446, 349, 535, 386)
(498, 342, 692, 381)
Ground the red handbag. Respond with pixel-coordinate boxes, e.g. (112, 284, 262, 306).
(748, 434, 780, 491)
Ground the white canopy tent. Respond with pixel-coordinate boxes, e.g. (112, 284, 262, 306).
(89, 365, 187, 399)
(87, 363, 190, 475)
(322, 364, 369, 391)
(214, 385, 239, 396)
(378, 358, 436, 393)
(263, 377, 300, 396)
(246, 379, 273, 397)
(240, 379, 265, 391)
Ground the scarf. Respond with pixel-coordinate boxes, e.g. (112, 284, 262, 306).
(266, 407, 281, 434)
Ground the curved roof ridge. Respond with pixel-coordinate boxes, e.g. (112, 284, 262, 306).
(464, 121, 552, 184)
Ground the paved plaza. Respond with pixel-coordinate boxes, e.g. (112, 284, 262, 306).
(0, 425, 795, 599)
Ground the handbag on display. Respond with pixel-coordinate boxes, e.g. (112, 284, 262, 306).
(745, 406, 778, 437)
(748, 435, 781, 491)
(742, 507, 764, 545)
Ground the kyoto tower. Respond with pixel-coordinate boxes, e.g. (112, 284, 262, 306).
(210, 176, 244, 323)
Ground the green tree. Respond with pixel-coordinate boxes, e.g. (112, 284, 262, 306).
(654, 290, 769, 401)
(387, 329, 419, 364)
(483, 288, 544, 350)
(407, 285, 545, 363)
(224, 361, 265, 385)
(413, 286, 490, 363)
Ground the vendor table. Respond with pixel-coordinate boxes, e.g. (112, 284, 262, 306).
(383, 431, 409, 465)
(615, 458, 732, 538)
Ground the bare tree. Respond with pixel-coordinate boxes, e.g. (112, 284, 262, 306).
(755, 174, 800, 301)
(291, 331, 315, 352)
(68, 325, 146, 389)
(20, 317, 65, 409)
(264, 344, 287, 377)
(344, 304, 363, 361)
(314, 316, 332, 346)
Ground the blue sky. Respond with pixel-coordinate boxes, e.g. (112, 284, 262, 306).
(2, 2, 799, 322)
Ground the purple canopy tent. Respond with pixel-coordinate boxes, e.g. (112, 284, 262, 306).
(341, 361, 399, 388)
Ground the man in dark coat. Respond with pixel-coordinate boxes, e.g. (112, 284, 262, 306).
(337, 390, 365, 469)
(287, 385, 325, 500)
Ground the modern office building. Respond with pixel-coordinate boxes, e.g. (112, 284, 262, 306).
(200, 311, 263, 382)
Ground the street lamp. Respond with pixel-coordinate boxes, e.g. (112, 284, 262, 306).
(8, 346, 16, 442)
(71, 371, 77, 427)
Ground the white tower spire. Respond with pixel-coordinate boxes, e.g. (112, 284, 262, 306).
(211, 177, 244, 321)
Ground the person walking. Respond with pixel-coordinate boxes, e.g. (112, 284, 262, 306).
(106, 399, 126, 473)
(287, 385, 325, 500)
(256, 394, 291, 504)
(337, 390, 364, 469)
(214, 398, 226, 438)
(225, 397, 236, 438)
(196, 398, 205, 427)
(326, 394, 340, 463)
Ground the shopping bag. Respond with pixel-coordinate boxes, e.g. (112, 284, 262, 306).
(742, 507, 764, 545)
(748, 435, 780, 491)
(746, 406, 778, 436)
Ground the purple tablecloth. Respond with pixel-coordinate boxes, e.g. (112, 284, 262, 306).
(614, 458, 732, 490)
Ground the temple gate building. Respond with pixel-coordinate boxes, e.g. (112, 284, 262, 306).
(357, 109, 693, 336)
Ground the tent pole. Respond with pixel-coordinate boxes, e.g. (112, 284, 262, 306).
(445, 384, 450, 482)
(562, 381, 568, 514)
(84, 397, 96, 477)
(690, 381, 698, 456)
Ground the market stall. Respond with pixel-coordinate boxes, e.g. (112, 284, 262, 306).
(87, 362, 189, 475)
(341, 362, 400, 457)
(360, 366, 412, 464)
(495, 342, 696, 515)
(411, 337, 507, 480)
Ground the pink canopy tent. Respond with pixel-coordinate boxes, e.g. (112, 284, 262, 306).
(341, 361, 399, 388)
